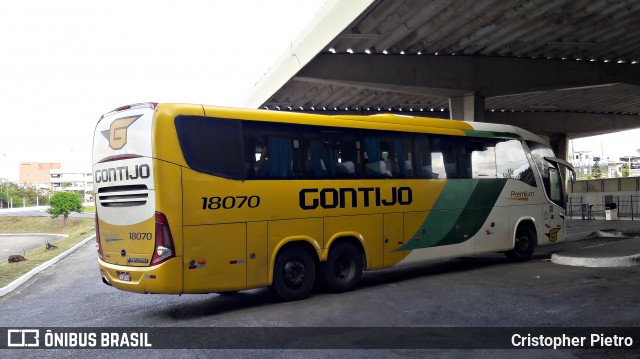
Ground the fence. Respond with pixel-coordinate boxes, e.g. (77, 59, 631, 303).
(571, 177, 640, 193)
(567, 195, 640, 220)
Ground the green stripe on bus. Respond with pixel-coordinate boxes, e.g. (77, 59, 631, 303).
(399, 179, 508, 251)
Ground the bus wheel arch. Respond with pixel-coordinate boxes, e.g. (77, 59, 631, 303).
(321, 236, 365, 293)
(269, 241, 318, 301)
(505, 220, 537, 262)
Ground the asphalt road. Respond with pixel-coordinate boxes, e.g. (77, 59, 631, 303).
(0, 224, 639, 358)
(0, 234, 66, 262)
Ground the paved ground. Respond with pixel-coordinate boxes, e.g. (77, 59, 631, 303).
(0, 219, 639, 357)
(0, 234, 66, 262)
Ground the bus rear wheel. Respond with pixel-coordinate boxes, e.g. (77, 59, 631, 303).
(505, 225, 537, 262)
(321, 242, 363, 293)
(270, 246, 316, 301)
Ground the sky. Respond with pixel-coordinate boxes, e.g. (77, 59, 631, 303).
(0, 0, 326, 181)
(571, 129, 640, 161)
(2, 0, 639, 182)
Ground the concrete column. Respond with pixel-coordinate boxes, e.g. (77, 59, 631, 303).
(549, 134, 569, 162)
(448, 94, 485, 122)
(550, 133, 572, 191)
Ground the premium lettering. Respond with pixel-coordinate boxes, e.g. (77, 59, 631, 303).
(511, 190, 535, 198)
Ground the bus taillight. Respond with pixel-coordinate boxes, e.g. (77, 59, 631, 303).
(151, 212, 175, 265)
(95, 214, 105, 261)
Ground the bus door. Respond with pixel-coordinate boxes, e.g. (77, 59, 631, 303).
(543, 157, 575, 244)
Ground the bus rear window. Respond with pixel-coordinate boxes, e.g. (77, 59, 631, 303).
(175, 116, 244, 180)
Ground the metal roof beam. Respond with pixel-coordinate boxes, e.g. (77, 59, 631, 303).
(296, 54, 640, 98)
(485, 112, 640, 138)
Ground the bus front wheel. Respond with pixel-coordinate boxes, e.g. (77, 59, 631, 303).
(321, 242, 363, 293)
(505, 225, 537, 262)
(270, 246, 316, 301)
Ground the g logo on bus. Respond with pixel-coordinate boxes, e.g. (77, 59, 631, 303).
(102, 115, 141, 150)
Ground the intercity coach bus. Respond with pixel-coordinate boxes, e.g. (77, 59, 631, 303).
(93, 103, 574, 301)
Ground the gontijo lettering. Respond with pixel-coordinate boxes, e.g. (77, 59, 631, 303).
(95, 164, 150, 183)
(300, 186, 412, 210)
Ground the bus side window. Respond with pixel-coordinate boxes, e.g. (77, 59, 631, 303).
(389, 136, 412, 178)
(435, 136, 457, 179)
(469, 139, 497, 179)
(414, 134, 431, 178)
(495, 139, 536, 187)
(174, 115, 244, 180)
(243, 121, 301, 179)
(302, 127, 361, 179)
(363, 132, 411, 178)
(304, 138, 331, 178)
(363, 135, 391, 178)
(245, 136, 264, 178)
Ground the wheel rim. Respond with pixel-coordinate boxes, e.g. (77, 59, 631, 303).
(334, 253, 356, 283)
(283, 259, 306, 289)
(516, 233, 530, 252)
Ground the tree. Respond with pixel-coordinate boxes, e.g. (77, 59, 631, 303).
(591, 163, 602, 178)
(47, 191, 83, 226)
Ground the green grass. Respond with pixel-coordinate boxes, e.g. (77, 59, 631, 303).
(0, 216, 95, 288)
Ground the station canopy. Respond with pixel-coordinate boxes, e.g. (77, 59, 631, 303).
(246, 0, 640, 139)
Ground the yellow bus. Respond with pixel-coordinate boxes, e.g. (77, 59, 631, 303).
(93, 103, 574, 301)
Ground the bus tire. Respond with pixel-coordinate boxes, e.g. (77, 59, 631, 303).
(321, 242, 363, 293)
(270, 246, 316, 301)
(505, 225, 537, 262)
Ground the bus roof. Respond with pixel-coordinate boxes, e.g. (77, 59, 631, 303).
(336, 113, 548, 144)
(154, 103, 549, 144)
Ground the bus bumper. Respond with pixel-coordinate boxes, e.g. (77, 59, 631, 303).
(98, 257, 182, 294)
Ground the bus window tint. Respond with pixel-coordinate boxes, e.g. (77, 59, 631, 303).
(174, 116, 244, 179)
(468, 139, 497, 179)
(362, 132, 412, 178)
(243, 121, 301, 179)
(302, 127, 361, 179)
(393, 136, 413, 178)
(548, 168, 563, 203)
(496, 140, 536, 186)
(362, 133, 388, 178)
(527, 140, 562, 206)
(415, 134, 444, 179)
(434, 136, 459, 179)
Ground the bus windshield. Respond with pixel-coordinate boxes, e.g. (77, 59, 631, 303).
(526, 141, 563, 207)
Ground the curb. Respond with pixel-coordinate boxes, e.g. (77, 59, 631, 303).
(551, 235, 640, 268)
(0, 233, 68, 238)
(551, 252, 640, 268)
(0, 234, 96, 298)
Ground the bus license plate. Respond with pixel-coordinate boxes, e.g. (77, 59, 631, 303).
(118, 272, 131, 282)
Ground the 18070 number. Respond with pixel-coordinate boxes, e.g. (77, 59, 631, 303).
(201, 196, 260, 210)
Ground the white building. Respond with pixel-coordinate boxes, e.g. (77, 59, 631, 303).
(50, 169, 94, 201)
